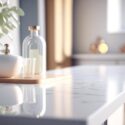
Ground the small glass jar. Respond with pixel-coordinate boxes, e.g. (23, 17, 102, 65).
(22, 26, 46, 76)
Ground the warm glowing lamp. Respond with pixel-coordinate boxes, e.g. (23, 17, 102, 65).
(98, 40, 109, 54)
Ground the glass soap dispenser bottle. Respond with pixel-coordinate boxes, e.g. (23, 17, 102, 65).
(22, 26, 46, 76)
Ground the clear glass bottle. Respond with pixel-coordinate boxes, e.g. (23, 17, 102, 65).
(22, 26, 46, 76)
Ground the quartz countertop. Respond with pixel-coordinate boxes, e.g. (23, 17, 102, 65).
(0, 65, 125, 125)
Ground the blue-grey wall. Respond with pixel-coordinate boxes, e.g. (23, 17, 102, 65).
(19, 0, 38, 52)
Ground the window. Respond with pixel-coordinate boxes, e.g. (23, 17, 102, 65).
(107, 0, 125, 33)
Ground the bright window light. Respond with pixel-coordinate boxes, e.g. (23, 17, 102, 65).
(107, 0, 122, 33)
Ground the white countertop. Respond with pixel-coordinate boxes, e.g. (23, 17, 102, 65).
(0, 65, 125, 125)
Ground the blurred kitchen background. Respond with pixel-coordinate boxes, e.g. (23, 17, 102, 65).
(10, 0, 125, 70)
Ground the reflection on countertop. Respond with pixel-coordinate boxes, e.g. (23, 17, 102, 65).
(0, 84, 46, 118)
(0, 65, 125, 125)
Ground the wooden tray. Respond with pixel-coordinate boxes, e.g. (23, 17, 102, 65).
(0, 74, 71, 84)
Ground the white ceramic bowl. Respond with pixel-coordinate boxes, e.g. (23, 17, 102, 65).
(0, 54, 23, 77)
